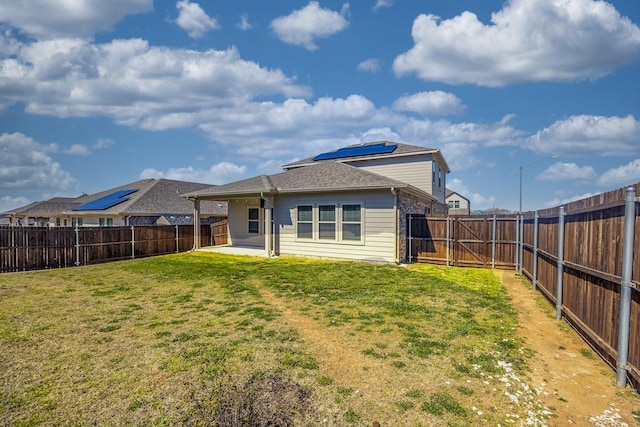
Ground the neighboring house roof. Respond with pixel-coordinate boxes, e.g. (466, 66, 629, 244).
(283, 140, 451, 173)
(183, 160, 436, 201)
(5, 179, 227, 217)
(445, 189, 470, 203)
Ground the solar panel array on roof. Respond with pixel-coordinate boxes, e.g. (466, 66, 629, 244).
(312, 143, 397, 161)
(73, 189, 137, 211)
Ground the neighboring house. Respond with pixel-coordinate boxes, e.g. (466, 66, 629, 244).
(5, 178, 227, 227)
(184, 141, 450, 263)
(445, 189, 471, 215)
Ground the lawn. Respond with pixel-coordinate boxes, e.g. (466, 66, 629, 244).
(0, 252, 547, 426)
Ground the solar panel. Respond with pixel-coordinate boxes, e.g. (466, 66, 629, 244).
(73, 189, 137, 211)
(313, 143, 397, 161)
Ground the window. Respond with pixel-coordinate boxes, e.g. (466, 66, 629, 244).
(56, 217, 61, 227)
(78, 217, 83, 226)
(342, 204, 362, 241)
(297, 205, 313, 239)
(248, 208, 260, 233)
(454, 200, 460, 208)
(99, 218, 105, 227)
(432, 162, 436, 183)
(318, 205, 336, 240)
(448, 201, 454, 208)
(107, 218, 113, 227)
(438, 169, 442, 187)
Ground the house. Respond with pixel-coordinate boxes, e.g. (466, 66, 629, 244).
(445, 189, 471, 215)
(5, 178, 227, 227)
(184, 141, 450, 263)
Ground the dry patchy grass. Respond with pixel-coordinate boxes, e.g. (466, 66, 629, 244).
(1, 252, 539, 426)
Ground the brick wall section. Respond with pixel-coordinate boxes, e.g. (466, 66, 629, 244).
(397, 191, 448, 262)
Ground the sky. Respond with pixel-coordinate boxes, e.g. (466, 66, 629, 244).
(1, 0, 639, 214)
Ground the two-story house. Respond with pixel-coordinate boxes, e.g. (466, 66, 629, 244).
(184, 141, 450, 263)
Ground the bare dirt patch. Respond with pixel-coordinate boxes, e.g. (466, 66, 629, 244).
(498, 270, 639, 426)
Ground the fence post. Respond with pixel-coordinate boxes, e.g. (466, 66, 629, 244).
(556, 207, 565, 321)
(616, 186, 636, 386)
(131, 226, 135, 259)
(446, 216, 451, 267)
(175, 224, 179, 253)
(74, 227, 80, 266)
(532, 211, 539, 291)
(491, 215, 497, 269)
(408, 215, 413, 263)
(515, 215, 520, 271)
(519, 215, 525, 275)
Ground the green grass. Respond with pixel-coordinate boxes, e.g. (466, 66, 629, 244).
(0, 252, 537, 426)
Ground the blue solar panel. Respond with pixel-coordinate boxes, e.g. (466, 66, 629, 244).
(313, 143, 397, 161)
(73, 189, 137, 211)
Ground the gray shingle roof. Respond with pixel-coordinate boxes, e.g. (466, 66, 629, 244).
(183, 161, 435, 201)
(282, 140, 450, 172)
(5, 179, 227, 217)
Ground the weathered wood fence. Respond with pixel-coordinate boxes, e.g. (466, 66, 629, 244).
(0, 219, 228, 273)
(409, 183, 640, 390)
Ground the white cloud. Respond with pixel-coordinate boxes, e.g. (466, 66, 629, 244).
(236, 14, 252, 31)
(393, 0, 640, 86)
(0, 37, 311, 125)
(526, 115, 640, 157)
(64, 144, 91, 155)
(535, 162, 597, 183)
(94, 138, 115, 149)
(176, 0, 219, 39)
(447, 178, 496, 210)
(139, 162, 247, 185)
(392, 91, 465, 116)
(373, 0, 393, 11)
(544, 192, 600, 207)
(270, 1, 350, 51)
(357, 58, 382, 73)
(0, 132, 78, 191)
(0, 0, 153, 40)
(596, 159, 640, 188)
(0, 195, 31, 212)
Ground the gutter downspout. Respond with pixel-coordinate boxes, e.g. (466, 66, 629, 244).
(391, 187, 399, 263)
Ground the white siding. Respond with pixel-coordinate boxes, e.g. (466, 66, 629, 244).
(346, 154, 446, 203)
(274, 190, 397, 262)
(227, 198, 264, 247)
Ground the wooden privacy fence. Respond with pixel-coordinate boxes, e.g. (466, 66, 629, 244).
(408, 214, 518, 269)
(0, 219, 228, 273)
(409, 183, 639, 390)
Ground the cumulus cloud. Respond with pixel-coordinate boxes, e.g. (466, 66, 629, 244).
(373, 0, 393, 11)
(0, 37, 311, 125)
(270, 1, 350, 51)
(176, 0, 219, 38)
(0, 0, 153, 40)
(535, 162, 597, 183)
(139, 162, 247, 185)
(544, 192, 601, 207)
(392, 91, 465, 116)
(393, 0, 640, 86)
(447, 178, 496, 210)
(357, 58, 382, 73)
(64, 144, 91, 155)
(0, 132, 78, 191)
(236, 14, 252, 31)
(596, 159, 640, 187)
(1, 195, 31, 211)
(526, 115, 640, 157)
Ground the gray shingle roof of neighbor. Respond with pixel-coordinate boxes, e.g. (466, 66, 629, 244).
(182, 160, 436, 201)
(5, 179, 227, 216)
(282, 140, 451, 173)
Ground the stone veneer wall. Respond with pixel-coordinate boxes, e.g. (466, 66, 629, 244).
(397, 191, 448, 263)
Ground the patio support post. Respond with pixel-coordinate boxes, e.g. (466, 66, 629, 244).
(263, 197, 272, 257)
(408, 214, 413, 263)
(193, 199, 201, 250)
(616, 186, 636, 386)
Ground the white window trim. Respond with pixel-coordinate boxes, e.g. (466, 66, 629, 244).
(248, 207, 261, 234)
(294, 202, 365, 245)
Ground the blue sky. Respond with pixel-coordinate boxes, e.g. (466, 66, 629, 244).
(1, 0, 639, 213)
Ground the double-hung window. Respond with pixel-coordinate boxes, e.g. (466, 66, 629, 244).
(318, 205, 336, 240)
(248, 208, 260, 233)
(297, 205, 313, 239)
(342, 204, 362, 241)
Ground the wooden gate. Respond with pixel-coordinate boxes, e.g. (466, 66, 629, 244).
(408, 214, 518, 269)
